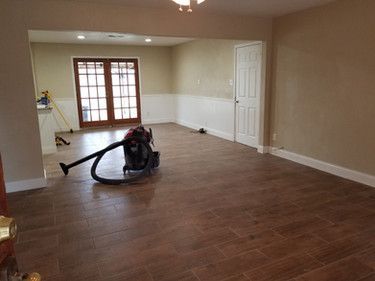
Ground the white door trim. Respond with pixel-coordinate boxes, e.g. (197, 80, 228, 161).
(233, 41, 266, 152)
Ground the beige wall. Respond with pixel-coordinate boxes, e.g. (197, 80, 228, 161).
(172, 39, 248, 99)
(31, 43, 172, 99)
(271, 0, 375, 175)
(32, 39, 248, 100)
(0, 0, 272, 183)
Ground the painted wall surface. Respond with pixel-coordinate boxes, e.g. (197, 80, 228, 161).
(0, 0, 272, 184)
(172, 39, 248, 99)
(271, 0, 375, 175)
(31, 43, 172, 98)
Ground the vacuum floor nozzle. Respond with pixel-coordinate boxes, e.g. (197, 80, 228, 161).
(59, 163, 69, 175)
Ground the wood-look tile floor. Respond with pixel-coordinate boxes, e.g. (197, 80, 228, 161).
(7, 124, 375, 281)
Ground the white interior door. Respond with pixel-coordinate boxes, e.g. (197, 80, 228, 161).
(235, 43, 262, 148)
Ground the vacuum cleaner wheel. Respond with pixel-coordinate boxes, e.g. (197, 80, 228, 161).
(152, 152, 160, 168)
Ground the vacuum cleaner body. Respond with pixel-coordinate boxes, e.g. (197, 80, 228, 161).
(60, 125, 160, 185)
(123, 126, 160, 172)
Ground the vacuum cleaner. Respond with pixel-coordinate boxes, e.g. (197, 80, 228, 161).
(59, 125, 160, 185)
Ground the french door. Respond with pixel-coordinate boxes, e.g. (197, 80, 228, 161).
(73, 58, 141, 128)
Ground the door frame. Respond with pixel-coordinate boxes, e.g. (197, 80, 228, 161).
(71, 56, 143, 128)
(233, 41, 267, 153)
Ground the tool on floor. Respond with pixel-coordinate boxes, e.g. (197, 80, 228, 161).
(41, 91, 74, 134)
(59, 125, 160, 185)
(55, 136, 70, 146)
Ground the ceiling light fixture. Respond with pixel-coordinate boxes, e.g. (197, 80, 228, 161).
(172, 0, 206, 13)
(77, 35, 86, 40)
(145, 38, 152, 43)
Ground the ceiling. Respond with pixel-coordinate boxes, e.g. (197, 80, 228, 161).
(52, 0, 336, 17)
(29, 30, 194, 46)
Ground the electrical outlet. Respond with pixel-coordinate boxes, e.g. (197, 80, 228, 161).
(272, 133, 277, 141)
(197, 79, 201, 85)
(229, 79, 233, 86)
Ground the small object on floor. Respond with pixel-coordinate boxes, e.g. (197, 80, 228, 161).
(55, 136, 70, 146)
(191, 128, 207, 134)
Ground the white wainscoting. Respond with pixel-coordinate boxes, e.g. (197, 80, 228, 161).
(141, 94, 175, 124)
(175, 95, 235, 141)
(37, 108, 57, 155)
(50, 95, 235, 142)
(50, 95, 176, 132)
(51, 98, 80, 132)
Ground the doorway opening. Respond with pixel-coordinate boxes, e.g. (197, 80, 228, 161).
(73, 58, 141, 128)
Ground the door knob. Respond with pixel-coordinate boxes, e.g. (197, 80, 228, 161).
(0, 216, 17, 243)
(9, 272, 42, 281)
(25, 273, 42, 281)
(0, 257, 42, 281)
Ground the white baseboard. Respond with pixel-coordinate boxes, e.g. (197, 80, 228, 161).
(257, 146, 270, 154)
(270, 148, 375, 188)
(5, 176, 47, 193)
(42, 145, 57, 155)
(176, 119, 234, 141)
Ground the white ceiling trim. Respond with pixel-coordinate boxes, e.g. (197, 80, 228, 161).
(28, 30, 195, 47)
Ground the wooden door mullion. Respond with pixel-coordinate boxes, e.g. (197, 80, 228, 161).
(73, 59, 84, 128)
(134, 60, 142, 123)
(104, 60, 114, 124)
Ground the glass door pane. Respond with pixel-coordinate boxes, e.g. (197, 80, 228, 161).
(75, 60, 109, 127)
(110, 61, 140, 122)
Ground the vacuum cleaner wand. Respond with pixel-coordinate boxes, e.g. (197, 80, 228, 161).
(59, 140, 125, 175)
